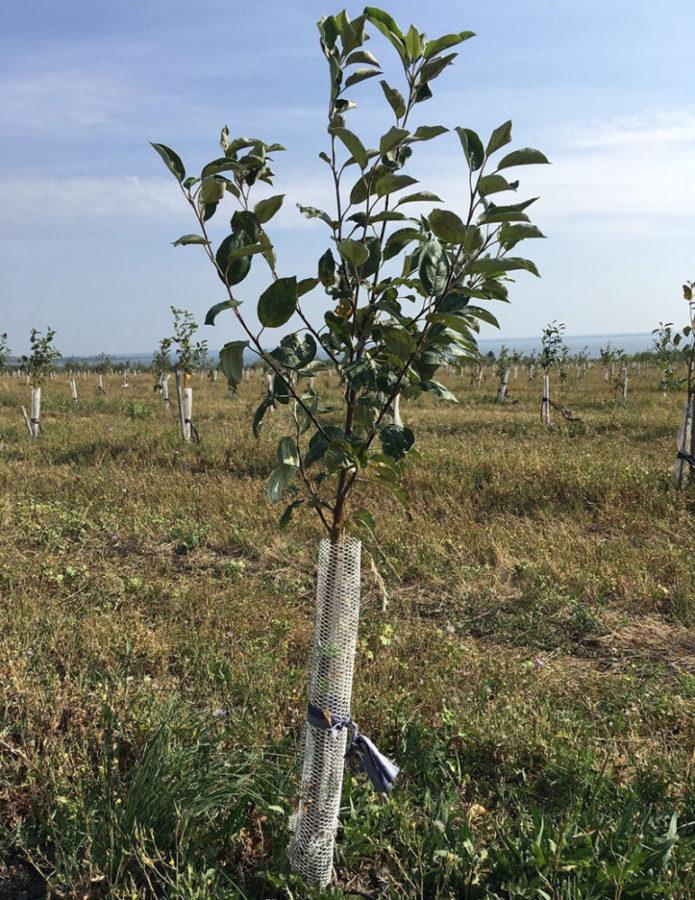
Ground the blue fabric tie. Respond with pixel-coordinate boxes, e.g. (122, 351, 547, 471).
(307, 702, 400, 794)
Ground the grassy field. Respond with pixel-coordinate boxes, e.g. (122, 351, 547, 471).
(0, 366, 693, 899)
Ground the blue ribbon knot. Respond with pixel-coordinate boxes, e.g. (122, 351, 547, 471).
(307, 702, 400, 795)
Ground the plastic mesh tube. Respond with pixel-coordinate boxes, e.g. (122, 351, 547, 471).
(289, 537, 361, 887)
(674, 399, 695, 488)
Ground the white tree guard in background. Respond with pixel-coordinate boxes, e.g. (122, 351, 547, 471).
(497, 367, 510, 403)
(182, 387, 193, 441)
(541, 374, 551, 425)
(289, 538, 361, 887)
(673, 399, 695, 489)
(161, 374, 170, 405)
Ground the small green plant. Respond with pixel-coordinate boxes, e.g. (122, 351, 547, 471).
(21, 327, 61, 386)
(125, 400, 152, 420)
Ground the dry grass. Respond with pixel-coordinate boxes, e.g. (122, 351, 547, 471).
(0, 365, 693, 898)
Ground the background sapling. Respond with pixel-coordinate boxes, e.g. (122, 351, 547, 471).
(20, 327, 60, 438)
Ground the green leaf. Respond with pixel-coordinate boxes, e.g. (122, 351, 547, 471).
(270, 333, 317, 370)
(252, 396, 273, 438)
(298, 277, 320, 297)
(224, 242, 266, 261)
(466, 305, 501, 328)
(231, 209, 261, 242)
(379, 80, 406, 119)
(383, 227, 421, 261)
(349, 507, 376, 537)
(349, 175, 370, 205)
(477, 174, 518, 196)
(297, 204, 335, 228)
(454, 128, 484, 171)
(171, 234, 210, 247)
(428, 312, 474, 335)
(219, 340, 248, 388)
(477, 209, 530, 225)
(200, 157, 239, 179)
(364, 7, 404, 39)
(396, 190, 443, 206)
(380, 423, 415, 459)
(365, 210, 409, 223)
(497, 148, 550, 169)
(405, 24, 422, 60)
(375, 173, 418, 198)
(463, 226, 484, 254)
(419, 240, 448, 295)
(151, 142, 185, 182)
(254, 194, 285, 224)
(277, 436, 300, 467)
(216, 231, 254, 285)
(345, 49, 380, 67)
(498, 223, 546, 248)
(199, 176, 225, 204)
(486, 120, 513, 155)
(205, 299, 241, 326)
(318, 248, 336, 286)
(382, 325, 417, 359)
(267, 463, 297, 503)
(330, 126, 368, 169)
(420, 380, 458, 401)
(428, 209, 467, 244)
(339, 239, 370, 269)
(412, 125, 448, 141)
(380, 125, 410, 155)
(423, 31, 475, 59)
(279, 499, 304, 527)
(258, 277, 298, 328)
(465, 256, 540, 277)
(364, 7, 405, 59)
(419, 52, 457, 83)
(344, 67, 381, 88)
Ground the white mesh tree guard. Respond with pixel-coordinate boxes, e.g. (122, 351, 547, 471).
(674, 399, 695, 488)
(289, 537, 362, 887)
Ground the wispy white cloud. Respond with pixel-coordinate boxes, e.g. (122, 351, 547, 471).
(0, 71, 132, 134)
(0, 176, 182, 224)
(3, 109, 694, 242)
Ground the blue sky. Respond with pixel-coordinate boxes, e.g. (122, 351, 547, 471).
(1, 0, 694, 356)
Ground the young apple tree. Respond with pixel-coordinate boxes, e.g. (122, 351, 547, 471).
(152, 5, 548, 886)
(20, 328, 60, 438)
(539, 320, 565, 424)
(165, 307, 208, 441)
(672, 282, 695, 487)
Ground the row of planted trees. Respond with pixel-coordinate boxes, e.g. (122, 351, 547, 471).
(3, 304, 693, 486)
